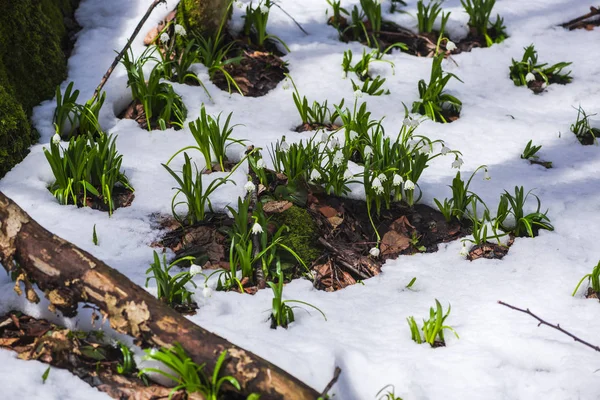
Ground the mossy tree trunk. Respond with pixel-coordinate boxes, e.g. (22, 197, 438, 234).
(177, 0, 230, 37)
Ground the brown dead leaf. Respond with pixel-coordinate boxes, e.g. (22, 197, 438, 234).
(328, 216, 344, 229)
(0, 338, 19, 347)
(390, 215, 415, 235)
(380, 230, 411, 256)
(319, 206, 338, 218)
(263, 200, 292, 214)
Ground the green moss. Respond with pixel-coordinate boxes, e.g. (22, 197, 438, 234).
(177, 0, 229, 37)
(273, 205, 322, 266)
(0, 0, 79, 178)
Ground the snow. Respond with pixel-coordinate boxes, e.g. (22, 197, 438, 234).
(2, 0, 600, 398)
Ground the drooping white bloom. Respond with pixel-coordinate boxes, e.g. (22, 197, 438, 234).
(280, 140, 290, 152)
(282, 79, 290, 90)
(348, 130, 358, 141)
(440, 145, 451, 155)
(369, 247, 380, 257)
(235, 1, 244, 9)
(404, 179, 415, 190)
(393, 174, 403, 186)
(203, 285, 213, 298)
(402, 117, 412, 127)
(321, 131, 329, 143)
(541, 82, 548, 89)
(189, 264, 203, 276)
(525, 72, 536, 82)
(310, 169, 322, 182)
(244, 180, 256, 193)
(330, 137, 340, 149)
(252, 222, 263, 235)
(459, 243, 469, 257)
(149, 348, 159, 356)
(52, 133, 61, 144)
(333, 150, 344, 167)
(446, 40, 457, 52)
(342, 71, 347, 79)
(256, 158, 267, 169)
(174, 24, 186, 36)
(364, 145, 373, 157)
(343, 169, 354, 180)
(354, 89, 363, 98)
(160, 32, 170, 44)
(483, 168, 491, 180)
(259, 4, 269, 13)
(372, 177, 383, 194)
(451, 157, 464, 169)
(378, 173, 387, 182)
(376, 0, 384, 4)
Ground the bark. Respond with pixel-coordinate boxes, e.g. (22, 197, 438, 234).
(0, 192, 320, 400)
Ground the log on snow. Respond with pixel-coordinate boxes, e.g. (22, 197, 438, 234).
(0, 192, 320, 400)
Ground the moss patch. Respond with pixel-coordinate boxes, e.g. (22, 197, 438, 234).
(177, 0, 229, 37)
(273, 205, 322, 266)
(0, 0, 79, 178)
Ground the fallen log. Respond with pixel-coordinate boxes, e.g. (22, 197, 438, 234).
(0, 191, 321, 399)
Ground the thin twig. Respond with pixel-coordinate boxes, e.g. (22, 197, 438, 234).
(91, 0, 167, 102)
(271, 2, 309, 35)
(560, 6, 600, 29)
(318, 237, 370, 280)
(320, 367, 342, 398)
(498, 300, 600, 352)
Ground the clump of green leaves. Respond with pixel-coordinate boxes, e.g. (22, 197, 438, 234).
(163, 152, 235, 225)
(44, 133, 133, 215)
(461, 0, 507, 46)
(495, 186, 554, 238)
(509, 45, 572, 92)
(521, 140, 542, 160)
(243, 0, 290, 52)
(572, 261, 600, 297)
(168, 105, 243, 172)
(342, 46, 403, 81)
(140, 343, 242, 400)
(121, 47, 187, 130)
(407, 299, 459, 347)
(351, 75, 390, 96)
(268, 262, 326, 329)
(286, 75, 341, 127)
(411, 18, 462, 123)
(145, 251, 197, 309)
(434, 165, 487, 223)
(53, 82, 105, 139)
(570, 106, 599, 145)
(115, 342, 136, 375)
(377, 385, 404, 400)
(417, 0, 445, 34)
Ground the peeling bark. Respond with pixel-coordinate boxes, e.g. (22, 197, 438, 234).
(0, 192, 320, 400)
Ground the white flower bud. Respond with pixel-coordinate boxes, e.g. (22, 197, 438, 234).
(451, 157, 464, 169)
(252, 222, 263, 235)
(525, 72, 535, 82)
(393, 174, 403, 186)
(52, 133, 61, 144)
(259, 4, 269, 13)
(310, 169, 322, 182)
(244, 180, 256, 193)
(160, 33, 170, 44)
(369, 247, 380, 257)
(174, 24, 186, 36)
(404, 179, 415, 190)
(256, 159, 266, 169)
(354, 89, 363, 98)
(440, 145, 451, 155)
(203, 285, 213, 298)
(446, 40, 457, 52)
(189, 264, 203, 276)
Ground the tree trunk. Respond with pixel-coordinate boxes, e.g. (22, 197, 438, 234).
(177, 0, 230, 37)
(0, 192, 320, 400)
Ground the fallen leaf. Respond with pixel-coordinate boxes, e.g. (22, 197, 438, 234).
(319, 206, 338, 218)
(263, 200, 292, 214)
(380, 230, 411, 256)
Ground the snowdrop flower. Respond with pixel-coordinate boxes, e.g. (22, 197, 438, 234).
(330, 137, 340, 149)
(282, 79, 290, 90)
(459, 243, 469, 257)
(174, 24, 186, 36)
(256, 158, 267, 169)
(446, 40, 457, 52)
(404, 179, 415, 190)
(372, 177, 384, 194)
(235, 1, 244, 9)
(203, 285, 213, 298)
(343, 169, 354, 180)
(369, 247, 380, 257)
(440, 144, 451, 155)
(333, 150, 344, 167)
(259, 4, 269, 13)
(541, 82, 547, 89)
(160, 32, 170, 44)
(321, 131, 329, 143)
(348, 130, 358, 141)
(364, 145, 373, 157)
(52, 133, 61, 144)
(525, 72, 535, 82)
(252, 222, 263, 235)
(354, 89, 363, 98)
(149, 348, 159, 356)
(189, 264, 203, 276)
(378, 173, 387, 182)
(342, 71, 347, 79)
(393, 174, 403, 186)
(310, 169, 322, 182)
(451, 157, 464, 169)
(244, 180, 256, 193)
(483, 168, 491, 180)
(280, 140, 290, 152)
